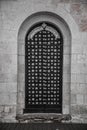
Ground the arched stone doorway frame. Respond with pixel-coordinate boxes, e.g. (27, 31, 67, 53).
(17, 11, 73, 118)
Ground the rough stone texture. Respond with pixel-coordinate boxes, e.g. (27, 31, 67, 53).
(70, 3, 87, 31)
(0, 0, 87, 123)
(16, 114, 71, 123)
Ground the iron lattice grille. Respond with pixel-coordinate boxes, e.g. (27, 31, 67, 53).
(24, 23, 63, 113)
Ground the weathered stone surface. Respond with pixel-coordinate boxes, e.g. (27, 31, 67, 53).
(0, 54, 17, 75)
(16, 114, 71, 123)
(84, 95, 87, 105)
(0, 73, 17, 83)
(80, 18, 87, 31)
(71, 105, 80, 114)
(71, 0, 87, 3)
(0, 106, 4, 112)
(0, 83, 17, 93)
(0, 0, 87, 123)
(77, 94, 84, 105)
(0, 93, 10, 105)
(0, 41, 17, 55)
(4, 106, 10, 113)
(18, 64, 25, 73)
(71, 94, 77, 104)
(0, 93, 17, 105)
(70, 3, 87, 32)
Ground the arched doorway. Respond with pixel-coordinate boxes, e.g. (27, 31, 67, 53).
(24, 22, 63, 113)
(17, 12, 71, 116)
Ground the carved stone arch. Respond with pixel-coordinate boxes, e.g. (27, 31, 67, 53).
(17, 12, 71, 119)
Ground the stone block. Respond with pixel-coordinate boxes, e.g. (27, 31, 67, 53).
(72, 44, 83, 54)
(63, 105, 70, 114)
(18, 73, 25, 82)
(71, 54, 77, 64)
(1, 1, 20, 31)
(51, 0, 61, 7)
(63, 64, 70, 74)
(3, 114, 16, 121)
(76, 74, 86, 84)
(77, 54, 86, 64)
(77, 83, 87, 94)
(71, 105, 80, 114)
(18, 56, 25, 65)
(0, 83, 17, 93)
(0, 73, 17, 83)
(70, 3, 82, 15)
(85, 75, 87, 83)
(63, 94, 70, 105)
(0, 93, 10, 105)
(18, 64, 25, 73)
(9, 106, 16, 114)
(0, 29, 17, 43)
(0, 41, 17, 55)
(63, 73, 70, 83)
(71, 74, 77, 83)
(63, 83, 70, 94)
(70, 3, 87, 32)
(76, 94, 84, 105)
(71, 64, 87, 74)
(77, 106, 87, 114)
(17, 91, 24, 104)
(18, 44, 25, 55)
(71, 94, 77, 104)
(4, 106, 9, 113)
(71, 0, 87, 3)
(9, 93, 17, 105)
(0, 54, 17, 66)
(80, 17, 87, 32)
(17, 82, 24, 92)
(71, 83, 79, 94)
(63, 45, 71, 55)
(0, 106, 4, 112)
(84, 95, 87, 105)
(0, 64, 17, 75)
(83, 46, 87, 55)
(63, 54, 70, 65)
(71, 115, 83, 123)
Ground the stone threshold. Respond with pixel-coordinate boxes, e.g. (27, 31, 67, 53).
(16, 113, 71, 123)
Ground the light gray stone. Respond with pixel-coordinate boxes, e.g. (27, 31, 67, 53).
(0, 106, 4, 112)
(76, 94, 84, 105)
(71, 94, 77, 104)
(18, 44, 25, 55)
(0, 93, 10, 105)
(18, 73, 25, 82)
(0, 83, 17, 93)
(71, 105, 80, 114)
(18, 64, 25, 73)
(0, 73, 17, 83)
(18, 56, 25, 65)
(0, 41, 17, 55)
(4, 106, 9, 113)
(9, 93, 17, 105)
(84, 95, 87, 105)
(63, 73, 70, 83)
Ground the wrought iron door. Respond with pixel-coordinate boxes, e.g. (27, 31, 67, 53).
(24, 22, 63, 113)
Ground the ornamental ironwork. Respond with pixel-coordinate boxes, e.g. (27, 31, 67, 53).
(24, 22, 63, 113)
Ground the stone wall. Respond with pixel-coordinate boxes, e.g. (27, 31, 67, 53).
(0, 0, 87, 123)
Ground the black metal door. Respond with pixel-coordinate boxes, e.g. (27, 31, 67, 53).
(24, 22, 63, 113)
